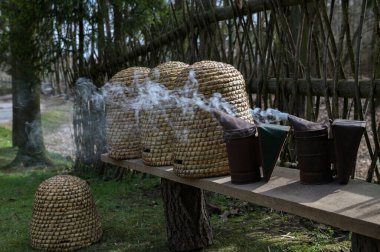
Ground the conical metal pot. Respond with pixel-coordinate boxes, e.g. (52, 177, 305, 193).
(257, 123, 290, 182)
(332, 119, 365, 184)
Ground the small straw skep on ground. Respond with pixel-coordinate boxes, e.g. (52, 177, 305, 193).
(30, 175, 102, 251)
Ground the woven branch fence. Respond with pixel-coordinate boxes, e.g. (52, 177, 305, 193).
(72, 0, 380, 182)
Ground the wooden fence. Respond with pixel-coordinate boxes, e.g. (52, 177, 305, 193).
(72, 0, 380, 182)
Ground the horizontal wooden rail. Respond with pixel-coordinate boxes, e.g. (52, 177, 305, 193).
(102, 154, 380, 241)
(252, 78, 380, 98)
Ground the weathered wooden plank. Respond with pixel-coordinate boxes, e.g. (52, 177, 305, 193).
(101, 154, 380, 241)
(253, 78, 380, 98)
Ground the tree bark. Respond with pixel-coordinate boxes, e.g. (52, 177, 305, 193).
(161, 179, 213, 251)
(7, 1, 52, 167)
(351, 233, 380, 252)
(97, 0, 106, 55)
(78, 0, 85, 74)
(103, 1, 112, 43)
(54, 62, 62, 95)
(111, 0, 123, 46)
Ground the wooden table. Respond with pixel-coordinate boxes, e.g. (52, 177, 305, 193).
(102, 154, 380, 251)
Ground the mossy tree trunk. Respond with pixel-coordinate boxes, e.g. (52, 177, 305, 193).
(6, 1, 52, 167)
(161, 179, 213, 251)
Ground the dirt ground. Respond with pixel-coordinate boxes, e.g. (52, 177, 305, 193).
(0, 94, 75, 159)
(42, 96, 75, 159)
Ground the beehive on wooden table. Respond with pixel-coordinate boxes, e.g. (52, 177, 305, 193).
(171, 60, 253, 178)
(140, 61, 189, 166)
(106, 67, 150, 159)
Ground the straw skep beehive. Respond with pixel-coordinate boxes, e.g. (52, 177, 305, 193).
(140, 61, 189, 166)
(106, 67, 150, 159)
(171, 60, 253, 178)
(30, 175, 102, 251)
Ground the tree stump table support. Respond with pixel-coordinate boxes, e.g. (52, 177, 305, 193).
(351, 233, 380, 252)
(161, 178, 213, 251)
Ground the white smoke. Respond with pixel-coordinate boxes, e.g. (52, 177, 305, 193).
(251, 107, 289, 123)
(76, 78, 105, 110)
(74, 77, 106, 145)
(102, 82, 125, 98)
(101, 69, 238, 117)
(101, 69, 238, 141)
(25, 120, 43, 149)
(152, 68, 160, 80)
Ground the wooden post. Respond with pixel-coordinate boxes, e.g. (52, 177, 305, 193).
(161, 178, 213, 251)
(351, 233, 380, 251)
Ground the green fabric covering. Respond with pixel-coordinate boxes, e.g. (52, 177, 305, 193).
(258, 124, 290, 182)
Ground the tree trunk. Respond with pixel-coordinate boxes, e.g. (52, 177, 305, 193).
(351, 233, 380, 252)
(175, 0, 184, 10)
(103, 1, 112, 44)
(70, 22, 78, 74)
(161, 179, 213, 251)
(78, 0, 85, 74)
(10, 78, 51, 167)
(11, 69, 21, 147)
(111, 0, 123, 46)
(97, 0, 106, 55)
(54, 62, 62, 95)
(8, 2, 52, 167)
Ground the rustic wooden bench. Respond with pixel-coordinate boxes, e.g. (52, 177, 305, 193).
(101, 154, 380, 251)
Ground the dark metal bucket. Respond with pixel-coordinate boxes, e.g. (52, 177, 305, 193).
(224, 127, 262, 184)
(211, 110, 261, 184)
(294, 130, 333, 184)
(332, 119, 365, 184)
(288, 115, 327, 131)
(289, 116, 333, 184)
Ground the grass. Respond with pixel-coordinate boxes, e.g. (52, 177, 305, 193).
(0, 127, 12, 147)
(0, 169, 351, 252)
(41, 110, 72, 132)
(0, 125, 351, 252)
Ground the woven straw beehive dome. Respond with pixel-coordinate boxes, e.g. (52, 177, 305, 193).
(30, 175, 102, 251)
(171, 60, 253, 178)
(140, 61, 189, 166)
(149, 61, 189, 89)
(106, 67, 150, 160)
